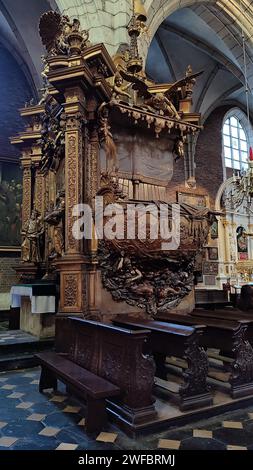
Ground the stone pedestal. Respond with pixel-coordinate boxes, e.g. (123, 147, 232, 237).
(20, 297, 55, 338)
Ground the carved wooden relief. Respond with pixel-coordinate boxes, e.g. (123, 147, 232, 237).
(22, 166, 32, 227)
(63, 273, 79, 307)
(65, 133, 77, 252)
(35, 170, 45, 215)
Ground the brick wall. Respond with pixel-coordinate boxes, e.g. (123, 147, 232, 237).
(195, 106, 231, 207)
(0, 256, 19, 294)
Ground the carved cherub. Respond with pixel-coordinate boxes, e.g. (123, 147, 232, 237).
(111, 72, 132, 101)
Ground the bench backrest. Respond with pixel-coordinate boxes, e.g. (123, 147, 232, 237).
(55, 317, 155, 409)
(195, 289, 229, 304)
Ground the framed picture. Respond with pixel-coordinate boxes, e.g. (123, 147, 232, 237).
(210, 218, 218, 239)
(203, 262, 219, 275)
(196, 274, 203, 284)
(208, 247, 218, 261)
(177, 191, 209, 209)
(0, 162, 22, 248)
(204, 275, 217, 286)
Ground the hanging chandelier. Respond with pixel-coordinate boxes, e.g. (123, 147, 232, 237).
(229, 148, 253, 209)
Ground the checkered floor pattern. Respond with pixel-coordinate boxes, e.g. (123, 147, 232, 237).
(0, 330, 37, 345)
(0, 367, 253, 450)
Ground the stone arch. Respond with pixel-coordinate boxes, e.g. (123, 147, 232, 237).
(146, 0, 253, 44)
(215, 176, 234, 211)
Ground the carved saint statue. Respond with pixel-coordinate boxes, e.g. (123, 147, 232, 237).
(237, 226, 248, 254)
(44, 191, 65, 259)
(173, 137, 185, 162)
(21, 210, 44, 263)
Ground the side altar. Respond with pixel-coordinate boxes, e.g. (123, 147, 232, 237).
(10, 10, 216, 332)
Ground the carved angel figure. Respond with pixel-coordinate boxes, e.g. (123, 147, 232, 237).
(118, 66, 203, 119)
(145, 93, 180, 119)
(98, 104, 118, 175)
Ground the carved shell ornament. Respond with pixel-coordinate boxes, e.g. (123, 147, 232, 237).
(39, 11, 90, 57)
(39, 11, 64, 54)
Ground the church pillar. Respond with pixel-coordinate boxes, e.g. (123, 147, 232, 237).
(83, 123, 101, 318)
(55, 86, 87, 316)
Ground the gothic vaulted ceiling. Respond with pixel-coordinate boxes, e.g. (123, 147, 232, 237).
(0, 0, 253, 121)
(146, 5, 253, 121)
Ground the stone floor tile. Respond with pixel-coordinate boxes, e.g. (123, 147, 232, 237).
(27, 413, 46, 422)
(7, 392, 25, 399)
(1, 384, 16, 390)
(158, 439, 180, 450)
(227, 445, 247, 450)
(63, 406, 81, 414)
(16, 402, 34, 409)
(0, 437, 18, 447)
(222, 421, 243, 429)
(39, 426, 60, 437)
(50, 395, 67, 403)
(78, 418, 85, 426)
(56, 443, 78, 450)
(193, 429, 213, 439)
(96, 432, 118, 443)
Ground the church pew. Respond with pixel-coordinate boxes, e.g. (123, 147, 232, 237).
(112, 318, 212, 411)
(54, 317, 157, 429)
(195, 289, 232, 309)
(36, 351, 120, 433)
(191, 308, 253, 345)
(157, 312, 253, 398)
(192, 308, 253, 321)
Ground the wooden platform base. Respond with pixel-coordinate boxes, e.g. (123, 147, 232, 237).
(107, 388, 253, 437)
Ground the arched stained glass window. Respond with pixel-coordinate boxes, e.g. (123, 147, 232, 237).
(223, 115, 248, 172)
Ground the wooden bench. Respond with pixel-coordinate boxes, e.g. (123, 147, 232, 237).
(190, 308, 253, 349)
(195, 289, 232, 309)
(112, 318, 212, 411)
(238, 285, 253, 311)
(36, 351, 120, 433)
(157, 312, 253, 398)
(51, 317, 157, 432)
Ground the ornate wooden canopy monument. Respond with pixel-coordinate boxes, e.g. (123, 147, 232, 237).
(12, 8, 253, 436)
(11, 9, 216, 330)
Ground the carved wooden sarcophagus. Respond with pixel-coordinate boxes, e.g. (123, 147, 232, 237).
(11, 10, 217, 320)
